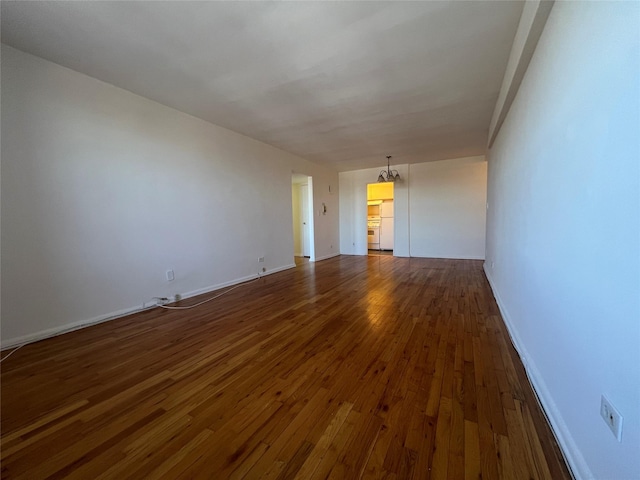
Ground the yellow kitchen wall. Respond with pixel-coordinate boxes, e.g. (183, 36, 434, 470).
(367, 182, 394, 200)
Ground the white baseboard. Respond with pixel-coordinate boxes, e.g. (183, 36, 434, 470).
(314, 252, 341, 262)
(483, 263, 591, 480)
(1, 263, 297, 350)
(265, 263, 297, 275)
(1, 304, 154, 350)
(409, 253, 486, 260)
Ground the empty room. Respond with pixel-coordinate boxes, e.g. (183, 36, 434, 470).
(1, 1, 638, 479)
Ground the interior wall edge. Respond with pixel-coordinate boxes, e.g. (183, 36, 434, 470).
(408, 254, 485, 261)
(1, 263, 296, 350)
(314, 252, 341, 262)
(488, 0, 554, 147)
(483, 263, 590, 480)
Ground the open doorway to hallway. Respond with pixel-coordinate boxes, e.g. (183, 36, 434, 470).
(292, 174, 315, 266)
(367, 182, 394, 255)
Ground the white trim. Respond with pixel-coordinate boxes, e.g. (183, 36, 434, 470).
(314, 252, 341, 262)
(483, 263, 589, 480)
(267, 263, 297, 274)
(1, 304, 152, 350)
(409, 254, 486, 260)
(1, 264, 296, 350)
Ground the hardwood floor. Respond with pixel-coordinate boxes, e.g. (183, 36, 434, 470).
(294, 256, 309, 267)
(1, 256, 571, 479)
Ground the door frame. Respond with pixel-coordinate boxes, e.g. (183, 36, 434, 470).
(292, 173, 315, 262)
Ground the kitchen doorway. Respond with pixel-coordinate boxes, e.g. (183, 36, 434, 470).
(292, 174, 315, 265)
(367, 182, 394, 255)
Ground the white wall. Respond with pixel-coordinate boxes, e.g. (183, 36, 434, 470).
(339, 157, 486, 260)
(485, 3, 640, 479)
(1, 45, 339, 346)
(409, 156, 486, 259)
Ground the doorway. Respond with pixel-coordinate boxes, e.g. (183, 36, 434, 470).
(292, 174, 315, 265)
(367, 182, 394, 255)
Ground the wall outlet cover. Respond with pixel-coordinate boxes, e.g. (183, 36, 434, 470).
(600, 395, 623, 442)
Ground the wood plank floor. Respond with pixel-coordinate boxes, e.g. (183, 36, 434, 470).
(1, 256, 572, 479)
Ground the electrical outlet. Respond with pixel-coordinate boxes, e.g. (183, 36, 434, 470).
(258, 257, 265, 263)
(600, 395, 623, 441)
(166, 269, 175, 281)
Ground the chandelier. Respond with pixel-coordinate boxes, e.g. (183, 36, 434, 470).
(378, 156, 400, 183)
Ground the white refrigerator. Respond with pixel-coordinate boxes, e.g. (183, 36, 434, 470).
(380, 200, 394, 250)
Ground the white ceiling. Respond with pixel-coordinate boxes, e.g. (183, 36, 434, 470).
(1, 1, 524, 172)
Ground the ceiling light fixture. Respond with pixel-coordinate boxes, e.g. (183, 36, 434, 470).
(378, 156, 400, 183)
